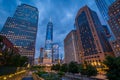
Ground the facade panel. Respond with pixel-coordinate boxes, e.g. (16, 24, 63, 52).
(64, 30, 79, 63)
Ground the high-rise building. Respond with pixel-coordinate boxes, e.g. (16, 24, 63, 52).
(0, 4, 38, 64)
(75, 6, 114, 67)
(42, 20, 53, 65)
(39, 47, 44, 63)
(95, 0, 115, 21)
(52, 43, 59, 63)
(105, 0, 116, 6)
(64, 30, 79, 63)
(95, 0, 116, 40)
(108, 0, 120, 57)
(44, 21, 53, 59)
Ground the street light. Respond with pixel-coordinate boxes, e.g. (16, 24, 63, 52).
(3, 77, 7, 80)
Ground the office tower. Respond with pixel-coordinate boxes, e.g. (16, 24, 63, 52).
(52, 43, 59, 63)
(95, 0, 115, 21)
(95, 0, 116, 40)
(75, 6, 114, 67)
(42, 20, 53, 65)
(105, 0, 116, 6)
(44, 21, 53, 59)
(0, 4, 38, 64)
(108, 0, 120, 57)
(64, 30, 79, 63)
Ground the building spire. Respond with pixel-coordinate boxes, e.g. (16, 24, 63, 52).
(49, 16, 52, 22)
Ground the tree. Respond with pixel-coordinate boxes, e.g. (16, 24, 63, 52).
(78, 64, 87, 75)
(104, 56, 120, 80)
(68, 61, 79, 74)
(51, 64, 60, 71)
(19, 56, 28, 67)
(86, 65, 97, 77)
(51, 64, 55, 70)
(2, 50, 14, 66)
(60, 63, 68, 72)
(9, 54, 21, 66)
(78, 64, 97, 77)
(2, 52, 28, 67)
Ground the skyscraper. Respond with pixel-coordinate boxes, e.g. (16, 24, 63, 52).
(52, 43, 59, 63)
(75, 6, 114, 67)
(64, 30, 79, 63)
(44, 21, 53, 59)
(95, 0, 116, 40)
(95, 0, 115, 21)
(0, 4, 38, 64)
(108, 0, 120, 57)
(105, 0, 116, 6)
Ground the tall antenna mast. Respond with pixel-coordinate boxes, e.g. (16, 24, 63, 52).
(49, 16, 52, 22)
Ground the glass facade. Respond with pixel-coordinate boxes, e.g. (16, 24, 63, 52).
(105, 0, 116, 6)
(90, 9, 113, 52)
(14, 4, 38, 24)
(0, 4, 38, 64)
(45, 22, 53, 50)
(75, 6, 114, 66)
(95, 0, 115, 21)
(95, 0, 116, 40)
(52, 43, 59, 62)
(77, 11, 97, 56)
(45, 21, 53, 59)
(76, 6, 113, 57)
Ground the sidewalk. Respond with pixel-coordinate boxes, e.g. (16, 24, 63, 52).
(91, 74, 108, 80)
(65, 73, 96, 80)
(65, 73, 108, 80)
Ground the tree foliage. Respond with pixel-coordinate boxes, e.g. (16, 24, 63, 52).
(78, 64, 97, 77)
(78, 64, 87, 75)
(60, 63, 68, 72)
(11, 55, 28, 67)
(1, 51, 28, 67)
(104, 56, 120, 80)
(51, 64, 60, 71)
(0, 36, 28, 67)
(68, 61, 79, 74)
(86, 64, 97, 77)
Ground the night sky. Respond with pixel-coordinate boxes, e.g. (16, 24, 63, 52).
(0, 0, 105, 58)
